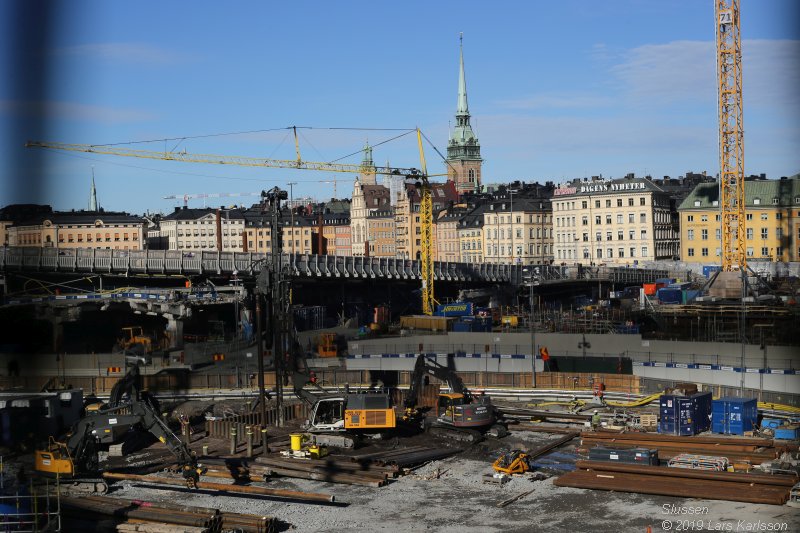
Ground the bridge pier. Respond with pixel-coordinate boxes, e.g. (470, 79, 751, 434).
(164, 314, 184, 351)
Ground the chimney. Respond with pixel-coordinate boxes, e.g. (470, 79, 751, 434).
(174, 207, 181, 213)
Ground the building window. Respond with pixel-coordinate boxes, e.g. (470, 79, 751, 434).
(607, 248, 613, 258)
(746, 247, 753, 257)
(628, 198, 634, 207)
(617, 199, 623, 207)
(581, 201, 587, 209)
(687, 229, 694, 240)
(629, 230, 635, 240)
(701, 229, 708, 240)
(595, 216, 601, 225)
(605, 215, 612, 224)
(640, 213, 646, 223)
(605, 200, 611, 208)
(687, 215, 694, 222)
(694, 200, 701, 207)
(582, 216, 588, 226)
(772, 198, 778, 205)
(716, 248, 721, 256)
(688, 248, 695, 257)
(642, 246, 648, 257)
(746, 213, 753, 221)
(753, 197, 761, 205)
(761, 247, 769, 256)
(761, 228, 768, 239)
(617, 230, 624, 240)
(776, 228, 782, 239)
(715, 229, 721, 240)
(617, 214, 623, 224)
(630, 247, 636, 257)
(618, 248, 624, 258)
(760, 213, 768, 220)
(702, 247, 708, 257)
(595, 200, 600, 208)
(701, 215, 708, 222)
(606, 232, 612, 241)
(596, 249, 602, 259)
(595, 232, 602, 241)
(746, 228, 753, 239)
(640, 198, 646, 206)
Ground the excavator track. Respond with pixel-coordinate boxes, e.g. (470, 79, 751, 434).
(429, 426, 483, 443)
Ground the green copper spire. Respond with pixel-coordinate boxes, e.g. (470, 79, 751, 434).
(448, 34, 480, 153)
(457, 33, 469, 115)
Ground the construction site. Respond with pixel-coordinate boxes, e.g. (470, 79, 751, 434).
(2, 1, 800, 532)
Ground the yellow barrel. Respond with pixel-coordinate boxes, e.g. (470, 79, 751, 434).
(290, 433, 304, 451)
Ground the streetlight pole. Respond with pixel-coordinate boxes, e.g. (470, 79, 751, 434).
(523, 267, 539, 389)
(509, 190, 516, 265)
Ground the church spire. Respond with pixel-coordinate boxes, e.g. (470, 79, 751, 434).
(457, 32, 469, 115)
(89, 166, 98, 211)
(446, 34, 482, 195)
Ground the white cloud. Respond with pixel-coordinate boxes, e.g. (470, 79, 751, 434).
(0, 100, 156, 123)
(54, 43, 186, 65)
(611, 39, 800, 109)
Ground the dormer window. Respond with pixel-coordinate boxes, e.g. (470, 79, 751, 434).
(753, 197, 761, 205)
(712, 200, 719, 206)
(694, 200, 701, 207)
(772, 197, 779, 205)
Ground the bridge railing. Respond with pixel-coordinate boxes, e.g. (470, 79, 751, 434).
(0, 246, 523, 282)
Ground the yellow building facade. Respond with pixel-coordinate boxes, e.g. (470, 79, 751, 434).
(679, 177, 800, 263)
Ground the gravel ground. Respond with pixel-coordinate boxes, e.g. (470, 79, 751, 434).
(98, 430, 800, 533)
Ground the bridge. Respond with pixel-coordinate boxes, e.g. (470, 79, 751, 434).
(0, 246, 667, 286)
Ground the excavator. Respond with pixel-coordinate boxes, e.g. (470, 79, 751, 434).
(35, 366, 204, 494)
(289, 341, 395, 447)
(404, 353, 507, 442)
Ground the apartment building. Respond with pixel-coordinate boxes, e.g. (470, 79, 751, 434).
(320, 214, 351, 256)
(457, 205, 486, 263)
(482, 195, 553, 265)
(551, 177, 678, 265)
(160, 207, 245, 251)
(395, 181, 458, 259)
(7, 209, 145, 250)
(679, 176, 800, 263)
(435, 209, 462, 262)
(366, 210, 396, 257)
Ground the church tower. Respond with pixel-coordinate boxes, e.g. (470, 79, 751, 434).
(89, 167, 98, 211)
(446, 35, 482, 195)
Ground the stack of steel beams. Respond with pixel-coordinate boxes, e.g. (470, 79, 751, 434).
(554, 460, 796, 505)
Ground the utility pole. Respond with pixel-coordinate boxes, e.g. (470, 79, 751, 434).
(287, 182, 297, 257)
(523, 267, 539, 389)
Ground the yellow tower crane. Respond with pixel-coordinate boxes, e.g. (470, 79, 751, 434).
(26, 128, 439, 314)
(715, 0, 746, 271)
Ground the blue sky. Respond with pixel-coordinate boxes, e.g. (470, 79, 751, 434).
(2, 0, 798, 214)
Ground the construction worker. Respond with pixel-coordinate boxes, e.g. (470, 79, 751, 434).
(591, 410, 601, 431)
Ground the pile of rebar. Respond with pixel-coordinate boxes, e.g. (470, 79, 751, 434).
(348, 446, 462, 468)
(579, 431, 784, 465)
(60, 495, 277, 532)
(554, 460, 796, 505)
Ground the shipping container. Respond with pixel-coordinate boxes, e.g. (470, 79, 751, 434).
(683, 290, 701, 304)
(399, 315, 455, 332)
(659, 391, 712, 436)
(656, 287, 682, 304)
(702, 265, 721, 278)
(501, 315, 520, 327)
(774, 426, 799, 440)
(761, 418, 782, 429)
(668, 282, 692, 290)
(434, 302, 474, 317)
(643, 283, 657, 296)
(588, 446, 659, 465)
(711, 397, 758, 435)
(655, 278, 675, 285)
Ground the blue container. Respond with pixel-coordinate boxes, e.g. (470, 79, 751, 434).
(683, 290, 701, 304)
(657, 287, 682, 304)
(711, 397, 758, 435)
(703, 265, 721, 278)
(435, 302, 473, 317)
(774, 427, 799, 440)
(668, 282, 692, 290)
(659, 392, 712, 436)
(655, 278, 675, 285)
(761, 418, 782, 429)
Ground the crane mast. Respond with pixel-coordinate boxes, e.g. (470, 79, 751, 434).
(715, 0, 746, 271)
